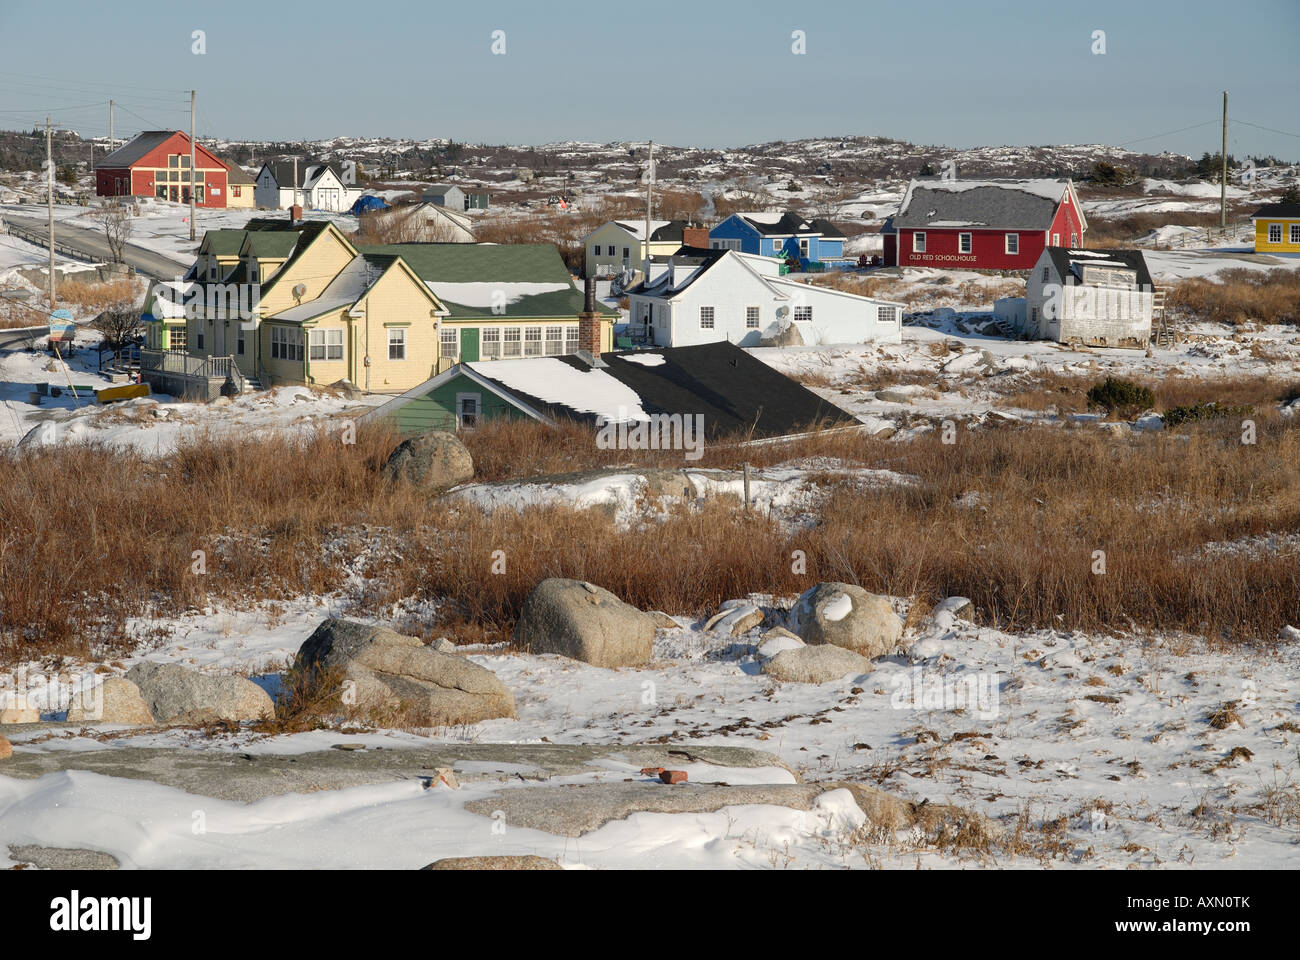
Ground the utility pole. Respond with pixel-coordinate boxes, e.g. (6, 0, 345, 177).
(108, 99, 114, 152)
(1220, 91, 1228, 232)
(643, 140, 654, 283)
(189, 89, 196, 241)
(292, 156, 299, 214)
(46, 116, 55, 309)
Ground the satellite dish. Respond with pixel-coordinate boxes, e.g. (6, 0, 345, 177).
(292, 282, 307, 303)
(776, 305, 789, 318)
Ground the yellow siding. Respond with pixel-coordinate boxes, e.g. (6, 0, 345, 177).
(256, 230, 356, 316)
(1255, 219, 1300, 254)
(349, 264, 442, 391)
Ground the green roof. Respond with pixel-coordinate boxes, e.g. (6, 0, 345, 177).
(357, 242, 615, 321)
(201, 229, 250, 257)
(246, 231, 302, 259)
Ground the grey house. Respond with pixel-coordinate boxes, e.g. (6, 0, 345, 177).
(423, 185, 465, 209)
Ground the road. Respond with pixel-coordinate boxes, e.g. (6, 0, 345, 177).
(1, 212, 189, 281)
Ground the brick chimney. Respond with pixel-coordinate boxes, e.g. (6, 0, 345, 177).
(290, 203, 302, 224)
(578, 277, 603, 355)
(682, 225, 709, 250)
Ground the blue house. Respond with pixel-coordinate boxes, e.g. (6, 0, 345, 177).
(707, 212, 848, 269)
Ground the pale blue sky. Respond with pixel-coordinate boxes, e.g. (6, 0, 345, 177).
(0, 0, 1296, 158)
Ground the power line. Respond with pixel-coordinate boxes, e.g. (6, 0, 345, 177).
(1231, 118, 1300, 140)
(1115, 118, 1221, 148)
(0, 69, 184, 95)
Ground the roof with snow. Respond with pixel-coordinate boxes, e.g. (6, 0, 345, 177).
(366, 341, 856, 439)
(609, 219, 688, 242)
(894, 178, 1072, 230)
(730, 211, 820, 236)
(1044, 247, 1153, 288)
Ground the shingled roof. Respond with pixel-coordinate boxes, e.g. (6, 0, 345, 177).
(894, 179, 1072, 230)
(94, 131, 178, 169)
(1044, 247, 1154, 289)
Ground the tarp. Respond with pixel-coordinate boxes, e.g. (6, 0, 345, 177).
(350, 195, 388, 215)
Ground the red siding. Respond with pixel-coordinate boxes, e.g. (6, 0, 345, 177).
(893, 195, 1085, 271)
(94, 131, 230, 208)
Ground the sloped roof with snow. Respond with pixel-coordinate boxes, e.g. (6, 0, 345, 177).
(1044, 247, 1153, 288)
(895, 178, 1071, 230)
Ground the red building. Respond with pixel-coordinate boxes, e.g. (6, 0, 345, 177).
(94, 130, 233, 209)
(883, 179, 1086, 271)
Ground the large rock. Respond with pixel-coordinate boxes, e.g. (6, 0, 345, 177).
(124, 662, 274, 724)
(296, 619, 515, 725)
(422, 856, 561, 871)
(762, 645, 871, 684)
(67, 677, 155, 725)
(0, 700, 38, 725)
(788, 582, 901, 658)
(382, 431, 474, 492)
(513, 579, 655, 668)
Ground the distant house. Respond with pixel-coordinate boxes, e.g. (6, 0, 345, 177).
(423, 185, 488, 211)
(367, 202, 476, 243)
(1250, 202, 1300, 255)
(707, 212, 848, 269)
(583, 219, 700, 279)
(359, 340, 858, 437)
(94, 130, 235, 208)
(626, 247, 903, 348)
(254, 161, 362, 212)
(1022, 247, 1155, 349)
(223, 163, 256, 209)
(883, 179, 1086, 271)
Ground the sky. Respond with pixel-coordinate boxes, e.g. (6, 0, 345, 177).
(0, 0, 1297, 160)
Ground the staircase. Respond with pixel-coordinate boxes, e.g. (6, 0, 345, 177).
(1151, 286, 1175, 349)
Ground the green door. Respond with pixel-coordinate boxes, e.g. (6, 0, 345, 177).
(459, 327, 480, 362)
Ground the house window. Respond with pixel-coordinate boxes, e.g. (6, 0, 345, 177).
(1292, 224, 1300, 244)
(524, 325, 543, 356)
(502, 327, 521, 357)
(958, 233, 972, 254)
(1070, 233, 1078, 247)
(196, 330, 205, 351)
(622, 247, 630, 261)
(1052, 233, 1060, 246)
(309, 328, 343, 361)
(745, 306, 760, 329)
(544, 326, 564, 355)
(169, 326, 186, 351)
(878, 306, 897, 326)
(440, 327, 459, 360)
(799, 238, 809, 257)
(1005, 233, 1019, 255)
(480, 327, 501, 359)
(232, 186, 241, 198)
(456, 393, 480, 430)
(387, 328, 406, 361)
(564, 325, 580, 353)
(913, 232, 926, 253)
(699, 306, 715, 329)
(712, 238, 740, 251)
(1030, 307, 1039, 324)
(236, 328, 245, 355)
(794, 305, 813, 322)
(1042, 266, 1050, 281)
(1269, 223, 1283, 244)
(270, 326, 303, 361)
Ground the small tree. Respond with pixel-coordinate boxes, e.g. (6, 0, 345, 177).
(93, 305, 143, 355)
(95, 201, 132, 263)
(1279, 184, 1300, 204)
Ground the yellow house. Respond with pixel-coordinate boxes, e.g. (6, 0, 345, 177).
(156, 220, 617, 396)
(1252, 202, 1300, 255)
(223, 163, 256, 209)
(583, 219, 691, 279)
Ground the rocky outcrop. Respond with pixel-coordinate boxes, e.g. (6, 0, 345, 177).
(381, 431, 474, 492)
(788, 582, 901, 658)
(513, 579, 655, 668)
(124, 662, 274, 724)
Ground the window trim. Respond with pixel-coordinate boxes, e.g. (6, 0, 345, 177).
(913, 231, 926, 253)
(455, 392, 481, 430)
(699, 305, 715, 329)
(387, 327, 407, 361)
(1005, 233, 1019, 255)
(958, 232, 972, 254)
(745, 306, 760, 329)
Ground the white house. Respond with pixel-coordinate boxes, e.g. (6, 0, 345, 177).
(367, 202, 476, 243)
(254, 160, 362, 212)
(1022, 247, 1155, 348)
(626, 249, 904, 348)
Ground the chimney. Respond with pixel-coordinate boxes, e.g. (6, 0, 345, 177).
(682, 225, 709, 249)
(290, 203, 302, 224)
(578, 276, 603, 356)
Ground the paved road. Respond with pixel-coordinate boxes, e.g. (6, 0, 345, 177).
(1, 212, 189, 281)
(0, 325, 46, 351)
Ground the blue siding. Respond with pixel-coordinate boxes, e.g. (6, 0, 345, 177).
(710, 214, 841, 267)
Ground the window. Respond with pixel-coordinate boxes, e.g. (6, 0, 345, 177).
(699, 306, 715, 329)
(622, 246, 630, 261)
(236, 327, 245, 355)
(878, 305, 898, 326)
(169, 326, 186, 351)
(456, 393, 480, 430)
(544, 326, 564, 356)
(958, 233, 972, 254)
(711, 237, 741, 251)
(745, 306, 760, 329)
(524, 325, 543, 356)
(480, 327, 500, 360)
(1268, 223, 1283, 244)
(502, 326, 521, 357)
(1292, 224, 1300, 244)
(913, 232, 926, 253)
(1070, 233, 1078, 247)
(309, 328, 343, 361)
(1042, 266, 1050, 281)
(270, 326, 303, 361)
(564, 325, 580, 353)
(1005, 233, 1019, 255)
(607, 245, 617, 256)
(799, 238, 809, 258)
(440, 327, 459, 361)
(793, 305, 813, 322)
(1030, 307, 1039, 324)
(1052, 233, 1061, 246)
(387, 328, 406, 361)
(196, 330, 204, 350)
(232, 186, 241, 198)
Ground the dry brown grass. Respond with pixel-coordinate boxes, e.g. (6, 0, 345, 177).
(48, 278, 136, 311)
(1166, 268, 1300, 326)
(2, 412, 1298, 664)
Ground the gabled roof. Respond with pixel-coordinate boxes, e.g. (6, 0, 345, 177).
(1251, 202, 1300, 219)
(367, 341, 857, 440)
(356, 242, 613, 319)
(95, 131, 177, 169)
(809, 218, 846, 239)
(894, 178, 1073, 230)
(259, 160, 345, 189)
(625, 246, 730, 297)
(223, 163, 256, 185)
(727, 211, 820, 237)
(609, 219, 688, 242)
(423, 184, 463, 197)
(1043, 247, 1153, 289)
(199, 229, 249, 257)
